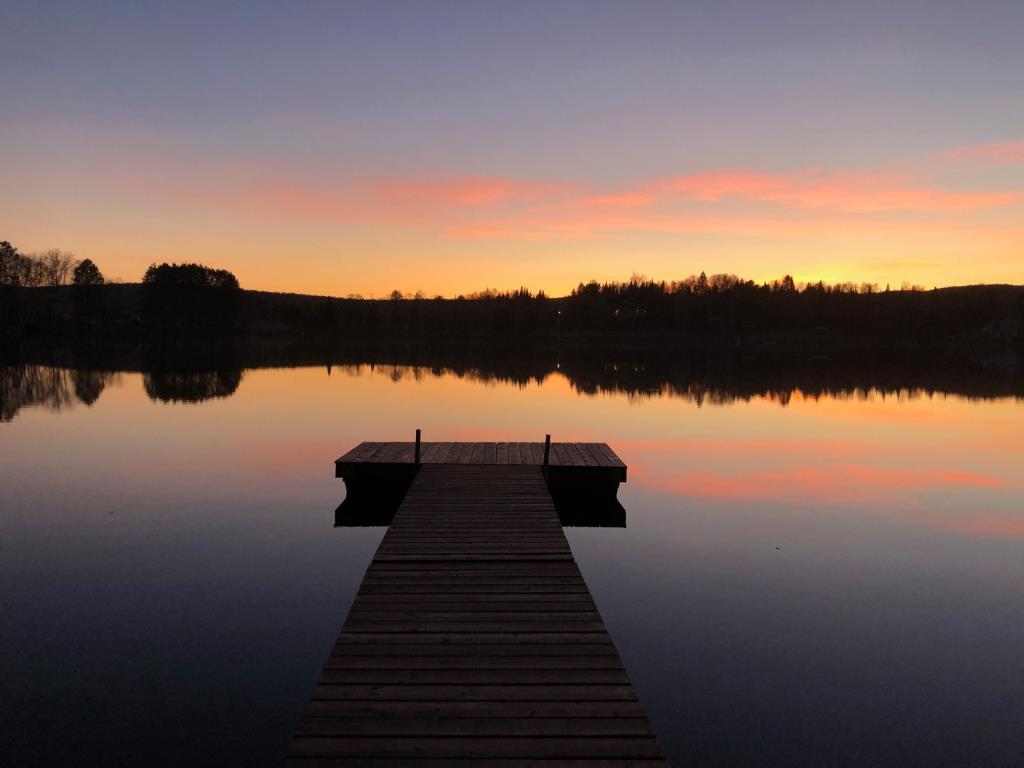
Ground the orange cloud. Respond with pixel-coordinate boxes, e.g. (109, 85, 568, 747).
(257, 169, 1018, 239)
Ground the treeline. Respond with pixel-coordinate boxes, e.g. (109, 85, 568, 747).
(1, 253, 243, 334)
(556, 272, 1022, 340)
(2, 240, 1022, 358)
(0, 241, 104, 287)
(247, 276, 1022, 350)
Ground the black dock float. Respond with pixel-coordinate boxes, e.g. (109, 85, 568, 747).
(288, 444, 665, 765)
(334, 441, 628, 528)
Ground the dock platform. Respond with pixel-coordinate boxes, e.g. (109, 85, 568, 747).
(336, 441, 626, 477)
(288, 443, 665, 765)
(334, 441, 628, 528)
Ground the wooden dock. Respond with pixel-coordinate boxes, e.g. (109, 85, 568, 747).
(288, 442, 665, 765)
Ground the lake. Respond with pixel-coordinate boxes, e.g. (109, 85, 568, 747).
(2, 362, 1023, 766)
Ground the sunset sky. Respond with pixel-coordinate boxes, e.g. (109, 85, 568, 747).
(2, 0, 1022, 297)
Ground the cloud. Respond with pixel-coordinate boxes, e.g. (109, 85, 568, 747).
(234, 175, 572, 226)
(651, 169, 1017, 212)
(125, 140, 1023, 240)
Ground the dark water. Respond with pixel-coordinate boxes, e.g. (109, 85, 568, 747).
(2, 363, 1023, 766)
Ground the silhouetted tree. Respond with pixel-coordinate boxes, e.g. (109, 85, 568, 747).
(0, 241, 20, 286)
(0, 244, 81, 287)
(141, 262, 240, 329)
(72, 259, 104, 286)
(696, 270, 709, 295)
(32, 249, 78, 286)
(142, 262, 239, 289)
(0, 242, 21, 327)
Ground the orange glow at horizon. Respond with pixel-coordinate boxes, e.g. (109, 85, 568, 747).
(3, 140, 1022, 298)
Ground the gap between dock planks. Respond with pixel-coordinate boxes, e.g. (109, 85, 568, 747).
(288, 463, 665, 765)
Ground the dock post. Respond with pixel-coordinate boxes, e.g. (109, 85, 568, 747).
(544, 433, 551, 465)
(414, 428, 421, 465)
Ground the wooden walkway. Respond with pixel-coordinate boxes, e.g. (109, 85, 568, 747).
(288, 461, 665, 765)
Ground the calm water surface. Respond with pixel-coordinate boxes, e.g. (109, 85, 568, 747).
(2, 365, 1023, 766)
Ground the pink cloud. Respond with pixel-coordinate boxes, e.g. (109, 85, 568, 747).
(124, 140, 1023, 240)
(236, 175, 572, 226)
(648, 169, 1019, 212)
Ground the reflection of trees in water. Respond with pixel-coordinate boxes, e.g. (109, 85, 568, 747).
(336, 362, 548, 390)
(142, 369, 243, 403)
(72, 369, 109, 405)
(1, 366, 119, 422)
(1, 365, 242, 420)
(331, 354, 1024, 405)
(3, 346, 1019, 423)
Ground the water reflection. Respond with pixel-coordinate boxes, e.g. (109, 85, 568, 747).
(2, 361, 1022, 767)
(142, 369, 242, 404)
(1, 365, 119, 422)
(3, 343, 1020, 422)
(1, 365, 240, 421)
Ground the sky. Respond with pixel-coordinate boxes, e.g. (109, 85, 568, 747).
(1, 0, 1022, 297)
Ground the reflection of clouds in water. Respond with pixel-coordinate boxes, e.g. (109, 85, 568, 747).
(632, 464, 1009, 505)
(630, 456, 1023, 542)
(1, 366, 119, 422)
